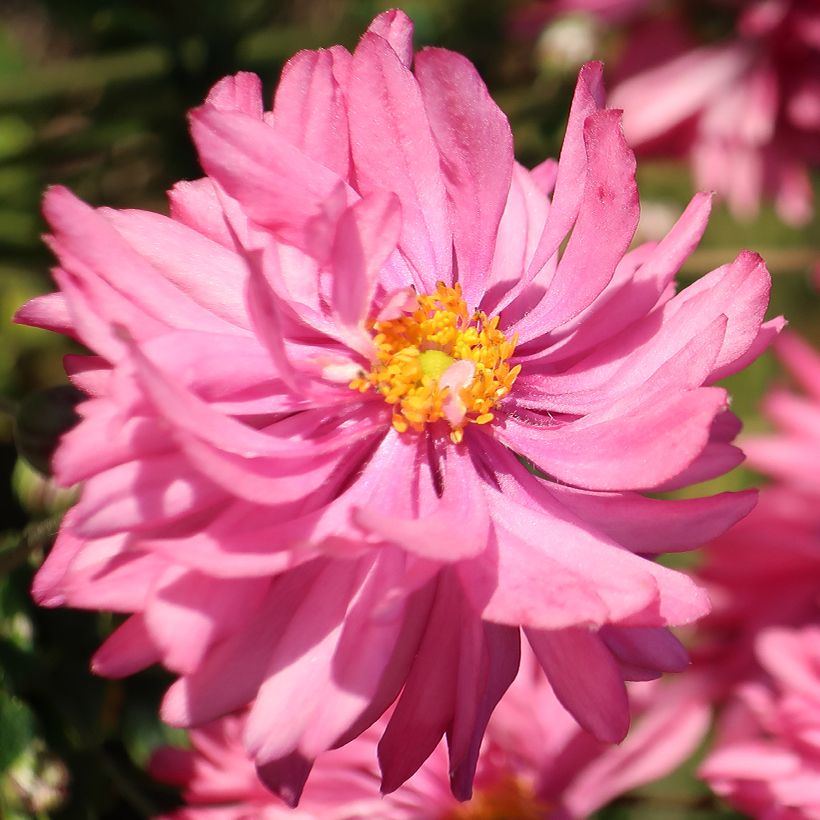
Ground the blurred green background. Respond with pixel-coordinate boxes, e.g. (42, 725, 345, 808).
(0, 0, 817, 817)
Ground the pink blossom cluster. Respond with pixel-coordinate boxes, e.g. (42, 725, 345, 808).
(150, 646, 710, 819)
(651, 332, 820, 817)
(17, 8, 778, 812)
(535, 0, 820, 224)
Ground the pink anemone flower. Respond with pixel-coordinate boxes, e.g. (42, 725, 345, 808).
(700, 626, 820, 819)
(18, 9, 777, 805)
(609, 0, 820, 225)
(151, 646, 710, 819)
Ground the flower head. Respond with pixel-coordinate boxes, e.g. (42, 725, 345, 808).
(18, 9, 777, 804)
(700, 626, 820, 819)
(610, 0, 820, 224)
(152, 647, 709, 819)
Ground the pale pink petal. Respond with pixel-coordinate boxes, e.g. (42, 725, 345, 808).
(331, 191, 402, 355)
(272, 46, 352, 177)
(348, 31, 451, 292)
(414, 47, 513, 307)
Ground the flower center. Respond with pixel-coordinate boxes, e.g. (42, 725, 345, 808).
(443, 775, 548, 820)
(350, 282, 520, 443)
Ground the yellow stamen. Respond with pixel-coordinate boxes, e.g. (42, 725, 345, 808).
(350, 282, 520, 441)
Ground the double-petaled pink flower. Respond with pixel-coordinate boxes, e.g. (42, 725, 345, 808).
(537, 0, 820, 224)
(700, 626, 820, 819)
(18, 9, 776, 805)
(151, 646, 710, 819)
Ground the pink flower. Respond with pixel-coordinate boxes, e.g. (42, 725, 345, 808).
(151, 647, 710, 819)
(656, 332, 820, 813)
(693, 333, 820, 681)
(608, 0, 820, 225)
(17, 9, 777, 805)
(700, 626, 820, 819)
(534, 0, 820, 223)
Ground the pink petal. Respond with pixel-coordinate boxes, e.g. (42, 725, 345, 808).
(100, 208, 250, 329)
(204, 71, 264, 118)
(331, 191, 402, 354)
(526, 626, 630, 742)
(414, 47, 513, 307)
(144, 567, 269, 674)
(367, 9, 415, 68)
(355, 441, 489, 561)
(516, 61, 605, 290)
(14, 292, 74, 336)
(91, 614, 161, 677)
(71, 452, 224, 537)
(546, 485, 757, 553)
(348, 31, 452, 293)
(273, 46, 352, 177)
(565, 683, 711, 817)
(189, 104, 351, 261)
(509, 109, 640, 342)
(493, 387, 728, 491)
(44, 187, 236, 336)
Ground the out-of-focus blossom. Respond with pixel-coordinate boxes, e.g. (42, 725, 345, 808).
(538, 0, 820, 224)
(700, 626, 820, 819)
(17, 9, 777, 804)
(658, 333, 820, 812)
(151, 648, 710, 819)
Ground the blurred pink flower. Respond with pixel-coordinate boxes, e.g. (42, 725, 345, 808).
(655, 332, 820, 812)
(151, 648, 710, 819)
(700, 626, 820, 819)
(17, 9, 777, 805)
(537, 0, 820, 224)
(691, 335, 820, 683)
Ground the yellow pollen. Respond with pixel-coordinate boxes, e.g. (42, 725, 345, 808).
(349, 282, 520, 442)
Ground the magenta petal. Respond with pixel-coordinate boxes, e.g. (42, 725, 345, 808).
(256, 754, 313, 809)
(526, 626, 630, 743)
(447, 619, 520, 800)
(414, 47, 513, 307)
(378, 578, 460, 793)
(546, 485, 757, 553)
(348, 31, 451, 292)
(599, 625, 689, 674)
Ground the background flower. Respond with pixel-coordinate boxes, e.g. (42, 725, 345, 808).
(150, 646, 710, 820)
(527, 0, 820, 225)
